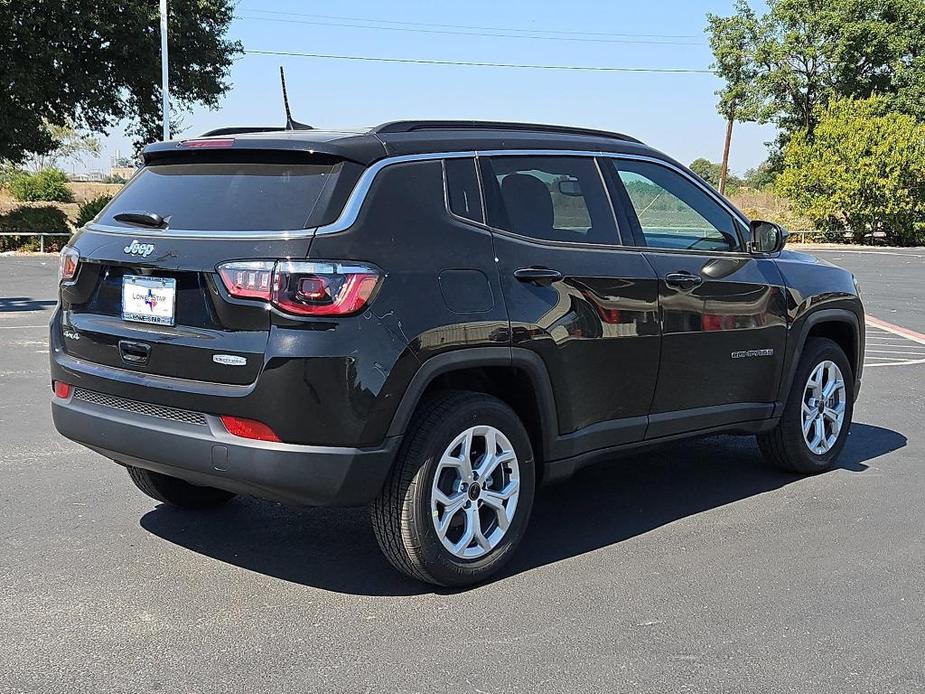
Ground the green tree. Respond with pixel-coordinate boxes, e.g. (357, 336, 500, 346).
(28, 123, 101, 171)
(690, 158, 744, 193)
(709, 0, 925, 164)
(0, 0, 240, 163)
(743, 161, 777, 189)
(707, 0, 765, 194)
(689, 158, 722, 188)
(776, 97, 925, 245)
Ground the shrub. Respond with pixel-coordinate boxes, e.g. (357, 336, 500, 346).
(0, 205, 71, 252)
(102, 174, 127, 184)
(777, 97, 925, 246)
(9, 168, 73, 202)
(76, 194, 113, 227)
(0, 163, 22, 189)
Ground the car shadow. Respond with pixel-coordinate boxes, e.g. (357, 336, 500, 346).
(139, 422, 905, 596)
(0, 296, 57, 312)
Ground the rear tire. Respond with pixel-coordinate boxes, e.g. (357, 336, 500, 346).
(370, 391, 536, 587)
(758, 337, 854, 474)
(126, 466, 236, 509)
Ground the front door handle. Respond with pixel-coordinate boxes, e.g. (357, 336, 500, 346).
(665, 272, 703, 291)
(514, 267, 563, 286)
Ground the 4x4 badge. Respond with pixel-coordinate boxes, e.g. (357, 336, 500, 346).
(124, 240, 155, 257)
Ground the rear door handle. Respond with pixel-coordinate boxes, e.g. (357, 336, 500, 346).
(514, 267, 563, 286)
(665, 272, 703, 291)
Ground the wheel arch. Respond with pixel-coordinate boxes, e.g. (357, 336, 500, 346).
(386, 347, 559, 480)
(779, 308, 863, 404)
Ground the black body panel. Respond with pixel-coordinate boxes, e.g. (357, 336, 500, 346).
(493, 233, 659, 437)
(642, 251, 789, 418)
(50, 121, 865, 507)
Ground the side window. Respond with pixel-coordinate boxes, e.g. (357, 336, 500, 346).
(612, 160, 741, 251)
(482, 156, 619, 245)
(444, 158, 483, 223)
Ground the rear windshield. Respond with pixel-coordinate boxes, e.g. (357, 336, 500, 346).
(99, 162, 341, 231)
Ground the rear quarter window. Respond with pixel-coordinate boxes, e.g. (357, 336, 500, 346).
(99, 162, 342, 231)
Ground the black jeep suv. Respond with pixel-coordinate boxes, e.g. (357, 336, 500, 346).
(50, 121, 864, 586)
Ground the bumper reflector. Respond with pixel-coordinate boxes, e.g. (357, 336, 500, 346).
(53, 381, 72, 399)
(220, 415, 281, 443)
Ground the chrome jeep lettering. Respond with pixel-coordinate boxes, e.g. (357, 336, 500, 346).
(123, 240, 156, 257)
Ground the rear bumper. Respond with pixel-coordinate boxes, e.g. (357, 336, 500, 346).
(51, 390, 400, 507)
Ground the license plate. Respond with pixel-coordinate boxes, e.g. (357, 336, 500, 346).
(122, 275, 176, 326)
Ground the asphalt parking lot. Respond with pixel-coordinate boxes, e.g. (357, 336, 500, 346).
(1, 248, 923, 693)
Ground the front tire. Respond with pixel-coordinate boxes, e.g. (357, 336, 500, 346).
(126, 466, 236, 509)
(758, 337, 854, 474)
(370, 391, 536, 587)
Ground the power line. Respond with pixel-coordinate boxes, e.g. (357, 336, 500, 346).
(236, 13, 706, 47)
(237, 7, 703, 40)
(243, 48, 714, 74)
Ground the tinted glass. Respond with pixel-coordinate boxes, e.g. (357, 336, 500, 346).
(444, 158, 483, 223)
(100, 162, 340, 231)
(484, 156, 618, 244)
(612, 160, 740, 251)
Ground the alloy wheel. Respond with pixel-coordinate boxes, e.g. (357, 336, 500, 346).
(801, 360, 847, 455)
(430, 425, 521, 559)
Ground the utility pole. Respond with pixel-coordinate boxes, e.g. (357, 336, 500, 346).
(719, 115, 733, 195)
(159, 0, 169, 141)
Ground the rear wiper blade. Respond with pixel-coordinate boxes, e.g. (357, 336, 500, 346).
(113, 211, 165, 228)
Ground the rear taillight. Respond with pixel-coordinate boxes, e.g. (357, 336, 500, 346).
(220, 415, 281, 442)
(216, 260, 382, 317)
(273, 261, 381, 316)
(216, 261, 275, 300)
(53, 381, 71, 399)
(59, 246, 79, 283)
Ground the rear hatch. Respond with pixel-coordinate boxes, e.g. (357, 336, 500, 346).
(60, 148, 361, 385)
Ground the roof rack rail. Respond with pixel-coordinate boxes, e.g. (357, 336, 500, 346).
(371, 120, 643, 144)
(199, 126, 288, 137)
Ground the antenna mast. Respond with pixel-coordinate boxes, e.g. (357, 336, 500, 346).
(278, 66, 313, 130)
(280, 66, 294, 129)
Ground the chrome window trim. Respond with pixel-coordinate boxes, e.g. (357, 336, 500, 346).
(317, 149, 749, 240)
(84, 149, 750, 246)
(82, 222, 319, 240)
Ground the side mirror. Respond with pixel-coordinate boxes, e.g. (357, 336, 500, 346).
(749, 220, 788, 254)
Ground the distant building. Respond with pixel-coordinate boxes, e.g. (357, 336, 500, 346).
(109, 166, 137, 181)
(67, 171, 104, 182)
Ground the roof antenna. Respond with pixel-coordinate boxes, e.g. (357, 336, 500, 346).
(279, 66, 313, 130)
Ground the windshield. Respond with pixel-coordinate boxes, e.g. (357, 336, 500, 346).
(99, 162, 341, 231)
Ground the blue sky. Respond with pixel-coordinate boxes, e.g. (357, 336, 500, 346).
(92, 0, 775, 176)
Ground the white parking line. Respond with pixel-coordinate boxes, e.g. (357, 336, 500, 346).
(0, 325, 47, 330)
(866, 350, 925, 357)
(809, 247, 925, 258)
(864, 315, 925, 368)
(866, 315, 925, 344)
